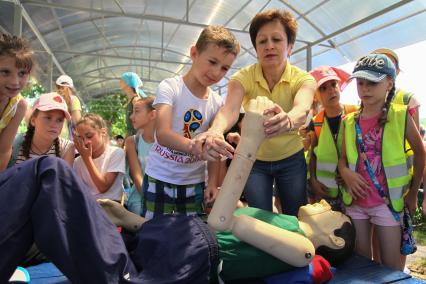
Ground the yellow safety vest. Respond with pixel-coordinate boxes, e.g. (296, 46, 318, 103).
(313, 105, 357, 198)
(393, 88, 414, 174)
(393, 89, 413, 105)
(342, 104, 411, 213)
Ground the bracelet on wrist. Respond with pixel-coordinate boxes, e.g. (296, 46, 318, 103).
(287, 116, 294, 132)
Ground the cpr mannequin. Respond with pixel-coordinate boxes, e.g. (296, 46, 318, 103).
(100, 97, 353, 270)
(208, 96, 315, 267)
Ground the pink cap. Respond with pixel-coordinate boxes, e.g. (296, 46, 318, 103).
(32, 92, 71, 121)
(309, 66, 350, 91)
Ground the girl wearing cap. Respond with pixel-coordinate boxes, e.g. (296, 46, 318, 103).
(338, 54, 425, 270)
(119, 72, 146, 136)
(55, 74, 82, 139)
(0, 33, 33, 171)
(9, 92, 75, 167)
(307, 66, 357, 210)
(7, 92, 74, 268)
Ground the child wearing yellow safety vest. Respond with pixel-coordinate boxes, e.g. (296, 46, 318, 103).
(307, 66, 357, 211)
(338, 54, 425, 271)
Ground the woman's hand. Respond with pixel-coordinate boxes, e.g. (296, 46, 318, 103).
(263, 104, 292, 138)
(73, 134, 92, 160)
(340, 168, 370, 200)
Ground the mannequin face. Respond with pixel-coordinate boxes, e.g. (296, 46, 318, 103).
(298, 200, 351, 249)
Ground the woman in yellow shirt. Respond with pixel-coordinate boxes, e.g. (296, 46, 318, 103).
(194, 9, 316, 215)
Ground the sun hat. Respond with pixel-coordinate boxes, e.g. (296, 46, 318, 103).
(121, 72, 147, 98)
(349, 53, 396, 82)
(309, 66, 350, 91)
(32, 92, 71, 120)
(372, 48, 400, 71)
(55, 75, 74, 88)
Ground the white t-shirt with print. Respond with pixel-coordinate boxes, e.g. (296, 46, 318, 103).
(145, 76, 223, 185)
(73, 145, 125, 200)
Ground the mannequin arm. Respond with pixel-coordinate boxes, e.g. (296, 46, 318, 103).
(208, 96, 315, 267)
(208, 97, 271, 230)
(233, 215, 315, 267)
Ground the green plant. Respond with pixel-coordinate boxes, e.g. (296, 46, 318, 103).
(85, 93, 127, 137)
(21, 77, 46, 98)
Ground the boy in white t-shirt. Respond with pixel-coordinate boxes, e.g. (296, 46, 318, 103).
(143, 25, 240, 220)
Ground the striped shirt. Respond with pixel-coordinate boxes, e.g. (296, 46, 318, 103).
(14, 137, 73, 165)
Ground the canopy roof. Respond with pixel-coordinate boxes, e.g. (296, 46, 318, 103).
(1, 0, 425, 101)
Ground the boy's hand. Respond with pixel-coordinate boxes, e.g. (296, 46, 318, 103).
(191, 131, 234, 161)
(298, 124, 309, 138)
(204, 184, 219, 205)
(310, 178, 329, 198)
(340, 168, 370, 200)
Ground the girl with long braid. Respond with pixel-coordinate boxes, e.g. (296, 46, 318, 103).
(10, 92, 75, 167)
(338, 54, 424, 270)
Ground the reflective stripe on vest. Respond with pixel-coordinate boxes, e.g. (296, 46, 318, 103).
(342, 104, 410, 212)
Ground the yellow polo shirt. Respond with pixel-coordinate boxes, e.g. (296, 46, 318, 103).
(231, 62, 315, 161)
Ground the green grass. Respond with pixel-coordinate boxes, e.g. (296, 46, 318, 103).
(414, 221, 426, 246)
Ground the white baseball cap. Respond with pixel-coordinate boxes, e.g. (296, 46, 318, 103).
(32, 92, 71, 121)
(56, 74, 74, 88)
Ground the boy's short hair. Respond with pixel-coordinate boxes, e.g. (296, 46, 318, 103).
(316, 220, 356, 266)
(195, 25, 240, 56)
(133, 96, 155, 111)
(249, 9, 298, 49)
(0, 33, 34, 72)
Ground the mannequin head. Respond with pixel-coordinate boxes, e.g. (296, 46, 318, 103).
(298, 200, 355, 266)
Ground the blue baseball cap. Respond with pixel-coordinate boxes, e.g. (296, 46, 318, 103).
(121, 72, 147, 98)
(350, 53, 396, 83)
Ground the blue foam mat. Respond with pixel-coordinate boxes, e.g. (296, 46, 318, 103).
(25, 255, 425, 284)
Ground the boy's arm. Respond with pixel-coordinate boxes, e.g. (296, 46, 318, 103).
(0, 99, 27, 171)
(193, 80, 245, 160)
(405, 115, 425, 215)
(205, 160, 220, 205)
(155, 103, 193, 154)
(125, 137, 143, 193)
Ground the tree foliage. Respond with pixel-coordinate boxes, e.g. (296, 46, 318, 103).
(85, 93, 127, 137)
(21, 78, 46, 99)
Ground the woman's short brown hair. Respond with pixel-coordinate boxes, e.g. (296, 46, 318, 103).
(249, 9, 298, 50)
(0, 33, 34, 72)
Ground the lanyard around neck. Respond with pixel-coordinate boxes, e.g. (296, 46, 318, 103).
(354, 118, 400, 221)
